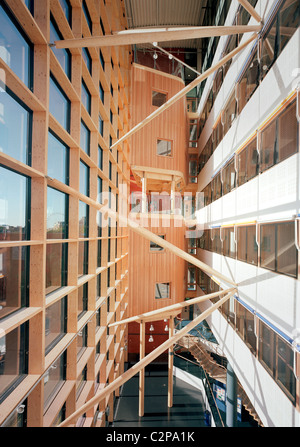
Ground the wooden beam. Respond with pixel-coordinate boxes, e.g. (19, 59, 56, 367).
(108, 288, 236, 328)
(237, 0, 262, 23)
(139, 321, 145, 417)
(168, 316, 174, 408)
(109, 33, 258, 150)
(54, 25, 261, 49)
(58, 289, 235, 427)
(154, 44, 201, 76)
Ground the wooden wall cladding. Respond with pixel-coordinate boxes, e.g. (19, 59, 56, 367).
(128, 321, 169, 355)
(130, 64, 188, 179)
(128, 217, 186, 317)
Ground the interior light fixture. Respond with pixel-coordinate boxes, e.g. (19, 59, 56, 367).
(149, 324, 154, 331)
(164, 325, 168, 332)
(153, 41, 158, 47)
(153, 52, 158, 60)
(149, 335, 154, 342)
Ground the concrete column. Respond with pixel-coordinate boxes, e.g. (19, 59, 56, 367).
(226, 362, 237, 427)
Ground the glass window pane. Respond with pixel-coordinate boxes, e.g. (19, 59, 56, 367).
(157, 139, 172, 156)
(98, 145, 103, 170)
(276, 222, 297, 277)
(49, 75, 70, 132)
(150, 235, 165, 251)
(0, 323, 28, 403)
(277, 101, 298, 163)
(237, 226, 247, 263)
(43, 353, 65, 412)
(80, 120, 90, 155)
(155, 283, 170, 299)
(0, 87, 32, 165)
(78, 241, 88, 277)
(79, 160, 89, 196)
(222, 159, 236, 195)
(260, 120, 276, 173)
(260, 21, 277, 81)
(238, 148, 247, 186)
(152, 91, 167, 107)
(46, 243, 68, 295)
(82, 47, 92, 73)
(50, 17, 71, 79)
(47, 130, 69, 185)
(0, 166, 30, 241)
(58, 0, 72, 26)
(79, 201, 89, 238)
(278, 0, 300, 54)
(246, 225, 258, 265)
(47, 187, 68, 239)
(246, 139, 258, 181)
(260, 224, 276, 271)
(45, 297, 67, 353)
(78, 283, 88, 320)
(259, 320, 275, 374)
(81, 80, 91, 114)
(276, 336, 296, 402)
(245, 309, 256, 354)
(0, 4, 32, 88)
(0, 246, 29, 320)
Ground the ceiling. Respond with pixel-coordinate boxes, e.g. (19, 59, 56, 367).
(124, 0, 209, 49)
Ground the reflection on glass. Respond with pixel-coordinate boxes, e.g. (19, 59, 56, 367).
(0, 166, 30, 241)
(50, 17, 71, 79)
(43, 352, 66, 412)
(45, 297, 67, 354)
(0, 4, 32, 88)
(98, 145, 103, 170)
(155, 283, 170, 299)
(77, 325, 87, 360)
(80, 120, 90, 155)
(78, 283, 88, 320)
(49, 75, 70, 132)
(81, 80, 91, 114)
(46, 243, 68, 295)
(0, 246, 29, 320)
(47, 130, 69, 184)
(58, 0, 72, 26)
(79, 201, 89, 238)
(157, 139, 172, 156)
(1, 398, 27, 426)
(0, 323, 28, 403)
(82, 47, 92, 74)
(78, 241, 88, 277)
(47, 187, 68, 239)
(79, 160, 89, 196)
(0, 87, 32, 165)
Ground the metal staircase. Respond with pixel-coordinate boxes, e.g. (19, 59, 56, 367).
(176, 332, 263, 426)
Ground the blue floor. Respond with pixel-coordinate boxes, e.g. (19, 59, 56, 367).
(112, 363, 207, 427)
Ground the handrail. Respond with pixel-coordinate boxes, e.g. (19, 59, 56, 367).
(174, 352, 225, 427)
(58, 289, 236, 427)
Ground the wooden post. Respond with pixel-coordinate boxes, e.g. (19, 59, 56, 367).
(139, 320, 145, 417)
(168, 316, 174, 408)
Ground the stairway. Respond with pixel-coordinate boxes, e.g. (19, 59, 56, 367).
(177, 334, 227, 383)
(177, 334, 263, 426)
